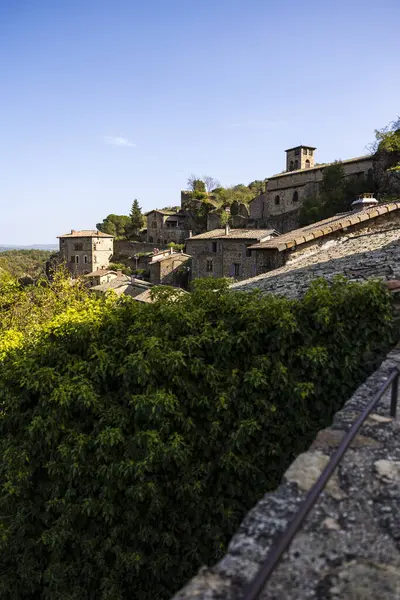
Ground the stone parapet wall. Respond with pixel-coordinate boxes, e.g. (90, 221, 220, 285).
(172, 347, 400, 600)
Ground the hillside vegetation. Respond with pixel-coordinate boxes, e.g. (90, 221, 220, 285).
(0, 249, 52, 279)
(0, 274, 395, 599)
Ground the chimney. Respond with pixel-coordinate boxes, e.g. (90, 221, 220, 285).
(225, 222, 230, 235)
(71, 229, 76, 234)
(351, 193, 378, 211)
(170, 247, 173, 254)
(188, 230, 193, 238)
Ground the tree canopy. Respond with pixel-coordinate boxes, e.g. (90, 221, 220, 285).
(0, 274, 395, 599)
(96, 214, 131, 237)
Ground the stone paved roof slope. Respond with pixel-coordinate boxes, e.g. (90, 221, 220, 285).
(187, 229, 277, 241)
(248, 202, 400, 251)
(173, 347, 400, 599)
(58, 230, 113, 238)
(232, 227, 400, 298)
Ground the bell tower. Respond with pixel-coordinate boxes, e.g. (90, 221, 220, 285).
(285, 145, 316, 172)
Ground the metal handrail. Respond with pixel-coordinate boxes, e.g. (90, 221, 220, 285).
(242, 366, 399, 600)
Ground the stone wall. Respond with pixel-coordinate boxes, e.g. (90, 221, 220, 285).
(249, 157, 374, 225)
(149, 253, 191, 285)
(172, 346, 400, 600)
(186, 238, 259, 281)
(114, 240, 158, 256)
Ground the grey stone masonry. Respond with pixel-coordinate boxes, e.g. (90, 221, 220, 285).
(172, 348, 400, 600)
(232, 226, 400, 299)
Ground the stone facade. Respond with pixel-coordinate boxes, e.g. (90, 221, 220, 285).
(146, 210, 192, 245)
(148, 249, 191, 286)
(84, 269, 120, 287)
(58, 230, 114, 276)
(172, 346, 400, 600)
(248, 148, 374, 232)
(186, 228, 276, 281)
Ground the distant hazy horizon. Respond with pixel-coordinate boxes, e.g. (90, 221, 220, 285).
(0, 244, 58, 252)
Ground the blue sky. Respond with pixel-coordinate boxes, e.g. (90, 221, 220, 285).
(1, 0, 399, 244)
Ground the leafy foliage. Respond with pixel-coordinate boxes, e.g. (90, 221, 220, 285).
(96, 214, 131, 238)
(0, 276, 395, 600)
(128, 199, 145, 238)
(0, 249, 52, 279)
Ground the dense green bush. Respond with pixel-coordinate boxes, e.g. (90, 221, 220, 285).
(0, 277, 395, 599)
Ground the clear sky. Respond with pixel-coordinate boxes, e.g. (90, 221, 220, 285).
(1, 0, 399, 244)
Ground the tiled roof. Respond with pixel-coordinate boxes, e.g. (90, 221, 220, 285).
(144, 209, 179, 216)
(268, 155, 372, 180)
(84, 269, 118, 277)
(248, 203, 400, 252)
(58, 230, 113, 238)
(150, 252, 191, 264)
(187, 228, 277, 241)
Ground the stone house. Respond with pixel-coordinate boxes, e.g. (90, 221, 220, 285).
(249, 146, 374, 232)
(246, 199, 400, 276)
(145, 210, 191, 245)
(148, 248, 191, 286)
(88, 276, 151, 297)
(186, 225, 277, 281)
(84, 269, 121, 287)
(58, 230, 114, 276)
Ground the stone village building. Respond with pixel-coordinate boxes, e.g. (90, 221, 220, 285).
(148, 247, 191, 286)
(186, 225, 277, 281)
(58, 230, 114, 276)
(145, 209, 192, 245)
(249, 145, 374, 232)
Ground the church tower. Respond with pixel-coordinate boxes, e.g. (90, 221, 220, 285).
(285, 145, 316, 172)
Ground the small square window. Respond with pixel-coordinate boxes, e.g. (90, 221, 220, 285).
(206, 260, 213, 272)
(212, 241, 218, 253)
(74, 243, 83, 251)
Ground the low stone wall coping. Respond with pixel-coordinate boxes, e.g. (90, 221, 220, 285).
(172, 347, 400, 599)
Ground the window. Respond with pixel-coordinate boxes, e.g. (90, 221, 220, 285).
(74, 243, 83, 251)
(294, 160, 299, 170)
(148, 236, 153, 243)
(305, 159, 310, 168)
(274, 195, 280, 205)
(233, 263, 240, 277)
(70, 255, 75, 263)
(289, 160, 294, 171)
(303, 148, 308, 155)
(84, 255, 88, 264)
(293, 191, 299, 202)
(212, 241, 218, 253)
(206, 260, 213, 272)
(76, 255, 79, 264)
(94, 256, 97, 263)
(294, 148, 300, 156)
(246, 246, 252, 257)
(152, 220, 157, 228)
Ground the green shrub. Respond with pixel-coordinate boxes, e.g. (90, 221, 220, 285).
(0, 277, 394, 599)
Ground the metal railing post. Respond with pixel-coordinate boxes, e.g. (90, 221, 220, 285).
(241, 366, 400, 600)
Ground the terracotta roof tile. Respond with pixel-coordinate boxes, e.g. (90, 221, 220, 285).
(248, 202, 400, 251)
(186, 228, 277, 241)
(58, 230, 113, 238)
